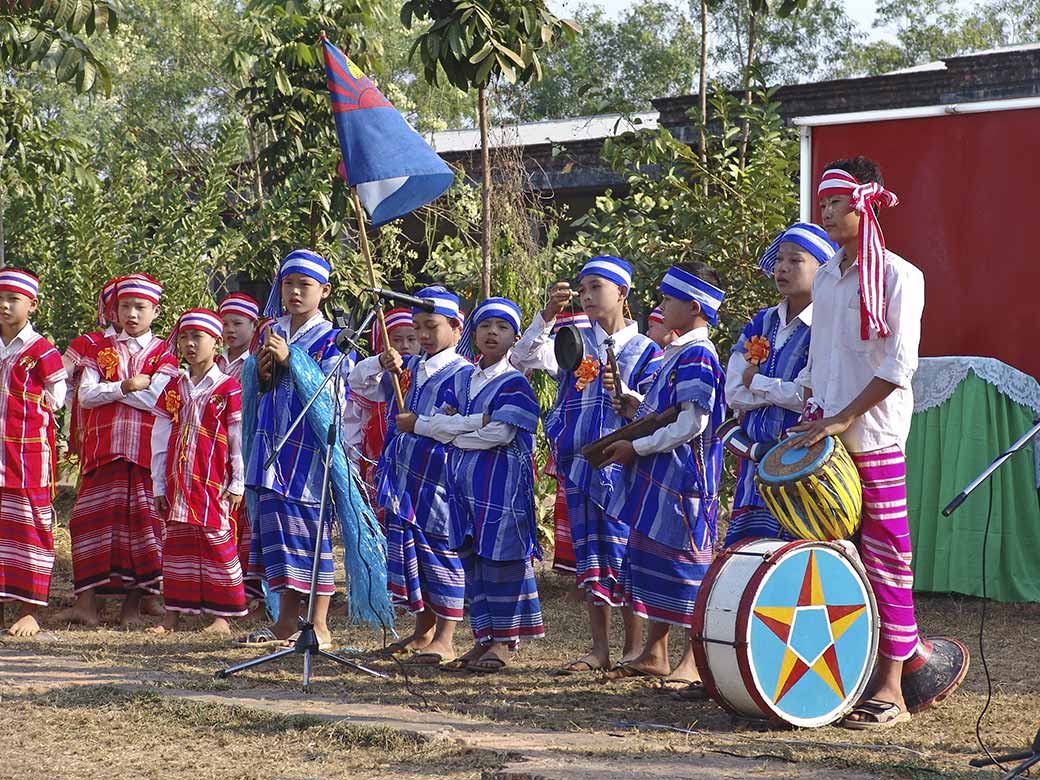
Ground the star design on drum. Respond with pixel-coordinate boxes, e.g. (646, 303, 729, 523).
(752, 549, 866, 704)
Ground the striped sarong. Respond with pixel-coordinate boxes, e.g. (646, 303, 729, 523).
(724, 505, 790, 546)
(851, 445, 920, 661)
(460, 547, 544, 645)
(69, 460, 163, 596)
(231, 505, 263, 600)
(565, 480, 628, 607)
(616, 529, 712, 628)
(386, 514, 464, 621)
(248, 489, 334, 596)
(551, 479, 576, 573)
(0, 487, 55, 606)
(162, 523, 247, 617)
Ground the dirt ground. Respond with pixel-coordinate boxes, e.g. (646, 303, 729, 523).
(2, 513, 1039, 780)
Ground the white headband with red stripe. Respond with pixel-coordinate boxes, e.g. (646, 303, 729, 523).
(219, 293, 260, 321)
(0, 269, 40, 300)
(116, 273, 163, 305)
(818, 168, 899, 339)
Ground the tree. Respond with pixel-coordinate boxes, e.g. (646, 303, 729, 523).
(0, 0, 120, 93)
(401, 0, 579, 298)
(497, 1, 700, 120)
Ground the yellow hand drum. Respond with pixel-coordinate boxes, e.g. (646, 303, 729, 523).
(755, 434, 862, 540)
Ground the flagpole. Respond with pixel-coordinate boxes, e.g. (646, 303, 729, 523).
(350, 187, 406, 410)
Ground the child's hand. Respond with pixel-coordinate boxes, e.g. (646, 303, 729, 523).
(611, 393, 640, 420)
(222, 489, 244, 513)
(601, 440, 637, 467)
(122, 374, 151, 394)
(743, 363, 759, 389)
(442, 404, 457, 416)
(265, 332, 290, 367)
(154, 495, 169, 517)
(788, 413, 853, 447)
(257, 348, 274, 383)
(542, 281, 576, 321)
(396, 412, 417, 433)
(379, 347, 404, 375)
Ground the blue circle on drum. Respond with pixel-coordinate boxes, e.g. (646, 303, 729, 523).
(759, 436, 834, 484)
(746, 546, 874, 726)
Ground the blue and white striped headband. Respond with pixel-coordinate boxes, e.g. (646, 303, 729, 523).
(264, 249, 332, 317)
(758, 222, 838, 276)
(659, 265, 725, 326)
(414, 286, 462, 321)
(458, 297, 522, 361)
(578, 255, 633, 289)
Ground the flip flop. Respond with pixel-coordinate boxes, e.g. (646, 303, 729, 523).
(840, 699, 911, 730)
(604, 663, 666, 681)
(671, 680, 709, 701)
(404, 651, 451, 666)
(552, 656, 607, 676)
(236, 627, 279, 645)
(376, 640, 415, 657)
(655, 678, 696, 693)
(442, 658, 470, 672)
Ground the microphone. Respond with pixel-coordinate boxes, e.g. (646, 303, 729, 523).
(331, 307, 374, 353)
(363, 287, 436, 313)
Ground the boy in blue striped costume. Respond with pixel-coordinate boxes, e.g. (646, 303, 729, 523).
(349, 287, 473, 665)
(246, 250, 352, 649)
(421, 297, 545, 673)
(724, 223, 836, 544)
(512, 256, 661, 675)
(600, 261, 727, 682)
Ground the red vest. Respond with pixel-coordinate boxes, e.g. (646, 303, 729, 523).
(156, 373, 243, 529)
(79, 335, 179, 473)
(64, 330, 107, 457)
(0, 332, 66, 489)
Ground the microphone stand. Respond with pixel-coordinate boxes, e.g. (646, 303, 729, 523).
(944, 418, 1040, 778)
(217, 311, 387, 688)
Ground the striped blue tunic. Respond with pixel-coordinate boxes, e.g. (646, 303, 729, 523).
(247, 315, 351, 505)
(445, 368, 541, 561)
(607, 337, 727, 552)
(543, 326, 661, 510)
(377, 352, 475, 540)
(728, 305, 810, 542)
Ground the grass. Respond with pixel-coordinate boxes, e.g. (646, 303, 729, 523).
(4, 491, 1040, 780)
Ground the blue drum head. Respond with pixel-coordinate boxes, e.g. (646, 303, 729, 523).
(745, 544, 877, 727)
(758, 435, 834, 484)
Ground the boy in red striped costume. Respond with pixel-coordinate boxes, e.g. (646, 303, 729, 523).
(0, 270, 67, 637)
(58, 274, 179, 627)
(150, 310, 247, 635)
(215, 292, 263, 603)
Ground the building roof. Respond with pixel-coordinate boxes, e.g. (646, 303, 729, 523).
(429, 111, 659, 154)
(882, 42, 1040, 76)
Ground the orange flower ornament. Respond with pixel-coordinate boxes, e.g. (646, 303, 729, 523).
(164, 389, 182, 423)
(398, 368, 412, 396)
(574, 356, 601, 392)
(744, 335, 770, 367)
(96, 347, 120, 381)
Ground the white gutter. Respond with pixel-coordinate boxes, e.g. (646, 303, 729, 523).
(791, 96, 1040, 128)
(798, 126, 812, 223)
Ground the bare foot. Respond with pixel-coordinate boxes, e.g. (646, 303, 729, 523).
(471, 641, 512, 672)
(120, 592, 145, 627)
(55, 601, 100, 627)
(140, 595, 165, 617)
(201, 618, 232, 636)
(416, 636, 456, 664)
(562, 587, 583, 603)
(8, 613, 42, 638)
(148, 613, 179, 635)
(271, 616, 300, 641)
(380, 630, 434, 655)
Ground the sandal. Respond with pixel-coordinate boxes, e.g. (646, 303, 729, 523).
(442, 658, 470, 672)
(403, 651, 452, 666)
(655, 678, 696, 693)
(236, 627, 279, 645)
(841, 699, 911, 730)
(604, 663, 666, 681)
(552, 655, 608, 676)
(671, 680, 709, 702)
(469, 657, 508, 674)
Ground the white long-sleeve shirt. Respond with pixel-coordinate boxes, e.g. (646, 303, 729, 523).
(150, 364, 244, 498)
(414, 354, 518, 451)
(630, 327, 711, 456)
(348, 345, 466, 403)
(726, 299, 811, 415)
(797, 249, 924, 452)
(78, 330, 173, 412)
(1, 322, 67, 409)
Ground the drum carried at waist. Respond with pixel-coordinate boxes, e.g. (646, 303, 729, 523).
(755, 434, 863, 541)
(691, 538, 879, 727)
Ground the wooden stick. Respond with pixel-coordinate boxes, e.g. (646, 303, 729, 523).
(350, 188, 406, 410)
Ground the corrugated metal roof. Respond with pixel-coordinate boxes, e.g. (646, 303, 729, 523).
(429, 111, 659, 153)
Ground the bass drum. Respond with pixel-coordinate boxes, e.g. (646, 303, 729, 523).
(692, 538, 879, 728)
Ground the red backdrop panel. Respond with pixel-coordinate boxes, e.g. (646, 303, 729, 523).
(809, 108, 1040, 378)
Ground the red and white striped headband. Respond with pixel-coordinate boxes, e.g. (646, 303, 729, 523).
(0, 269, 40, 300)
(648, 306, 664, 325)
(817, 168, 899, 339)
(176, 309, 223, 339)
(97, 277, 120, 325)
(383, 307, 413, 333)
(219, 293, 260, 321)
(116, 273, 163, 305)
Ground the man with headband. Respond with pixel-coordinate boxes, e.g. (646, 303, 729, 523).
(791, 157, 925, 729)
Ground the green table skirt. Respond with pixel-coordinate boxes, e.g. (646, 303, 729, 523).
(906, 373, 1040, 602)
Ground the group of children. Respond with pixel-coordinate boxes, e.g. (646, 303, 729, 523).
(0, 154, 924, 728)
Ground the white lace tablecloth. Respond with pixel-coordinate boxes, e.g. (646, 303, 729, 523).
(912, 356, 1040, 486)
